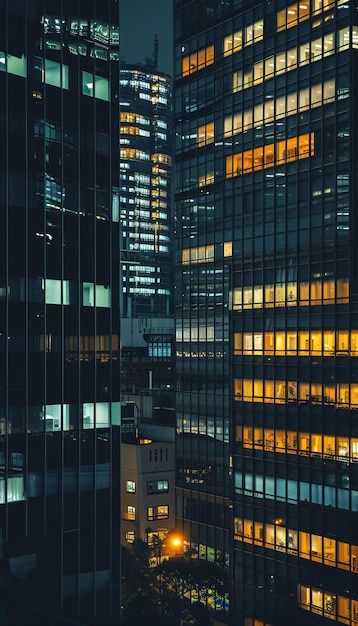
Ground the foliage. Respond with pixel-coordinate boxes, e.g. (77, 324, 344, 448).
(120, 541, 223, 625)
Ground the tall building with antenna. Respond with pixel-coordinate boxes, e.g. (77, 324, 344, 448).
(119, 38, 174, 409)
(174, 0, 358, 625)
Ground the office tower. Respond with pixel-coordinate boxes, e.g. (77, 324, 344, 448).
(174, 1, 358, 625)
(119, 58, 175, 414)
(0, 2, 120, 623)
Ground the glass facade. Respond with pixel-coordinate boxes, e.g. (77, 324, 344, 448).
(119, 64, 173, 319)
(0, 1, 120, 622)
(119, 62, 175, 401)
(174, 0, 358, 624)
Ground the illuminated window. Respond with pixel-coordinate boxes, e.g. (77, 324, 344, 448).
(198, 172, 215, 187)
(245, 20, 264, 44)
(44, 279, 70, 305)
(231, 32, 339, 94)
(224, 241, 233, 257)
(277, 1, 310, 31)
(182, 45, 214, 76)
(197, 122, 215, 146)
(44, 59, 69, 89)
(126, 480, 136, 493)
(224, 30, 243, 55)
(83, 283, 111, 307)
(82, 71, 109, 100)
(147, 480, 169, 494)
(126, 531, 135, 543)
(147, 505, 169, 520)
(226, 133, 314, 177)
(0, 51, 26, 77)
(182, 245, 214, 264)
(127, 505, 136, 520)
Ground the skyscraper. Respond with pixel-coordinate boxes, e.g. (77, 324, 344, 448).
(0, 2, 120, 623)
(119, 58, 174, 409)
(174, 0, 358, 624)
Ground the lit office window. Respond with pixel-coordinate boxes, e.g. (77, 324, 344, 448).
(127, 506, 136, 521)
(147, 480, 169, 494)
(182, 45, 214, 76)
(43, 279, 70, 305)
(147, 505, 169, 520)
(82, 71, 110, 100)
(126, 480, 136, 493)
(0, 51, 26, 77)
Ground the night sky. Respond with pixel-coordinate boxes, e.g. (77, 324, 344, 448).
(120, 0, 173, 76)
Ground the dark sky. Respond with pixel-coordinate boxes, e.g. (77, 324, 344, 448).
(120, 0, 173, 76)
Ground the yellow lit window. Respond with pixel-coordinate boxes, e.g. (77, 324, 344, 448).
(298, 331, 309, 356)
(232, 288, 242, 309)
(244, 519, 253, 540)
(324, 537, 336, 566)
(324, 435, 335, 456)
(234, 333, 242, 354)
(351, 385, 358, 407)
(299, 281, 309, 305)
(197, 122, 214, 146)
(254, 427, 263, 446)
(226, 134, 313, 178)
(275, 430, 285, 450)
(264, 429, 274, 450)
(323, 330, 335, 354)
(224, 30, 243, 55)
(298, 432, 310, 454)
(234, 379, 243, 398)
(181, 245, 214, 264)
(264, 332, 274, 354)
(224, 241, 232, 257)
(337, 596, 350, 624)
(264, 380, 275, 403)
(338, 541, 350, 570)
(245, 20, 264, 45)
(182, 45, 214, 76)
(337, 330, 349, 353)
(299, 531, 310, 558)
(252, 286, 263, 308)
(243, 427, 253, 446)
(243, 333, 253, 354)
(234, 517, 243, 537)
(254, 522, 264, 544)
(243, 379, 253, 401)
(338, 384, 349, 406)
(253, 380, 263, 401)
(265, 524, 275, 547)
(198, 172, 214, 186)
(287, 431, 297, 452)
(311, 534, 323, 562)
(265, 285, 275, 306)
(275, 332, 285, 355)
(127, 505, 136, 520)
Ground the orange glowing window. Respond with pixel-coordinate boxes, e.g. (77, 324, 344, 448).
(182, 45, 214, 77)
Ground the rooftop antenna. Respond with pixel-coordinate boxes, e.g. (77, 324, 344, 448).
(153, 34, 159, 69)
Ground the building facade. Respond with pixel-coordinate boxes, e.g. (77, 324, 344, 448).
(119, 60, 175, 423)
(121, 425, 176, 550)
(174, 0, 358, 625)
(0, 2, 120, 623)
(119, 61, 173, 320)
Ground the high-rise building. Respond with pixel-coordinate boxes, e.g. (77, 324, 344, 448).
(119, 58, 175, 415)
(0, 2, 120, 623)
(174, 1, 358, 625)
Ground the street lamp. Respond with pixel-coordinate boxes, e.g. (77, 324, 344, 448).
(166, 531, 183, 557)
